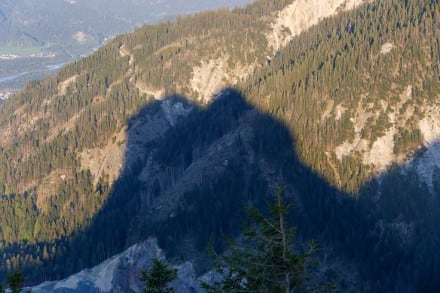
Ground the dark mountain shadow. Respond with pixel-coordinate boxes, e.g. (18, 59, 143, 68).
(10, 88, 352, 285)
(5, 88, 440, 292)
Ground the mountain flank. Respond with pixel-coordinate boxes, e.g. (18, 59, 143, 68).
(0, 0, 438, 291)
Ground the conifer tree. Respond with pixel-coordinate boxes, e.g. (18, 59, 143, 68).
(7, 270, 24, 293)
(204, 189, 330, 293)
(140, 258, 177, 293)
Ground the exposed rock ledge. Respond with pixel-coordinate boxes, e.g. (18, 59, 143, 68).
(30, 239, 203, 293)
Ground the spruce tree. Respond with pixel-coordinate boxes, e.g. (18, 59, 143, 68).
(7, 270, 24, 293)
(140, 258, 177, 293)
(204, 189, 330, 293)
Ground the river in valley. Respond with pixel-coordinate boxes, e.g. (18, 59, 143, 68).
(0, 63, 65, 84)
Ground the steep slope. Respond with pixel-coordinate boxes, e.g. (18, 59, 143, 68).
(238, 0, 440, 290)
(0, 0, 307, 282)
(242, 0, 439, 193)
(267, 0, 366, 52)
(0, 0, 439, 291)
(0, 0, 367, 254)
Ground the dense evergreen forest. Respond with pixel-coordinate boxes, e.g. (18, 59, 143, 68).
(0, 0, 438, 291)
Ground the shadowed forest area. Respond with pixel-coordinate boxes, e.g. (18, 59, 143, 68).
(1, 89, 439, 291)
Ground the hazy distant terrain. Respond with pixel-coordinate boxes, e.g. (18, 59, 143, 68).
(0, 0, 252, 92)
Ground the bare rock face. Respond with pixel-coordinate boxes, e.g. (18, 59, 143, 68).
(30, 239, 203, 293)
(266, 0, 367, 52)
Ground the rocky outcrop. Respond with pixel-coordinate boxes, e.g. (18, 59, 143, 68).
(30, 239, 203, 293)
(266, 0, 367, 52)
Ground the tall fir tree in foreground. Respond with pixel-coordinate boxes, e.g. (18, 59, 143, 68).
(204, 189, 332, 293)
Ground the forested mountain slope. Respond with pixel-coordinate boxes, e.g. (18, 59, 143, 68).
(241, 0, 439, 193)
(0, 0, 439, 291)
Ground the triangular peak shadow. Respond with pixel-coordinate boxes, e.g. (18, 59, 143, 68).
(86, 87, 307, 260)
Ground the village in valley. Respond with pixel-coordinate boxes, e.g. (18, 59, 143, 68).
(0, 91, 13, 101)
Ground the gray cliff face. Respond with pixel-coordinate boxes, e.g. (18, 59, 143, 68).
(30, 239, 203, 293)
